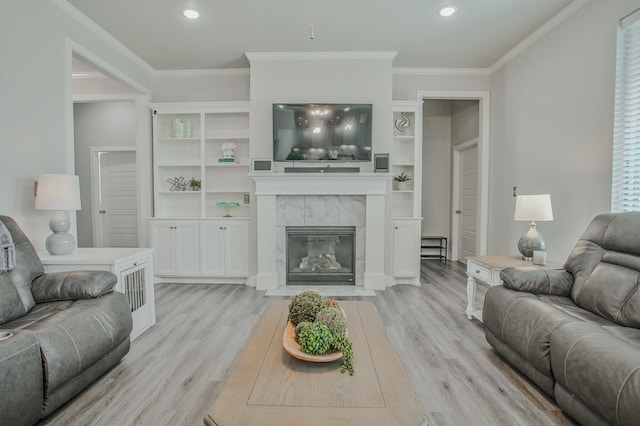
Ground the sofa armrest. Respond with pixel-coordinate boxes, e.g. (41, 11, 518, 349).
(500, 267, 574, 296)
(31, 271, 117, 303)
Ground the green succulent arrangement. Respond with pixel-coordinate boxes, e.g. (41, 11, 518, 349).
(315, 307, 347, 337)
(297, 323, 333, 356)
(288, 291, 326, 325)
(331, 334, 354, 375)
(289, 291, 355, 375)
(294, 321, 310, 338)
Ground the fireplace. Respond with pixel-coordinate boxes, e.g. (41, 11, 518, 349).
(286, 226, 356, 285)
(252, 173, 391, 291)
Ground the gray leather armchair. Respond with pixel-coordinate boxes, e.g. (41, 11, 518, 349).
(0, 216, 132, 425)
(484, 212, 640, 425)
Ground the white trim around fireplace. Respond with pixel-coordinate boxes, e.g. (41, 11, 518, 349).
(252, 173, 392, 291)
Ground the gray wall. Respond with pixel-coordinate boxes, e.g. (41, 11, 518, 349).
(488, 0, 640, 262)
(451, 100, 479, 146)
(422, 100, 452, 238)
(421, 100, 479, 244)
(73, 101, 136, 247)
(0, 1, 151, 249)
(152, 73, 250, 102)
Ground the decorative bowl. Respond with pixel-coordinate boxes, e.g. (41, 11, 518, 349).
(282, 307, 347, 362)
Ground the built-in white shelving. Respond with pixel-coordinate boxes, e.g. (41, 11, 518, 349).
(392, 101, 423, 284)
(150, 102, 251, 283)
(391, 101, 422, 219)
(151, 102, 251, 219)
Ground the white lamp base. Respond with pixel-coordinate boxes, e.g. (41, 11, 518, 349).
(517, 221, 546, 260)
(45, 211, 76, 255)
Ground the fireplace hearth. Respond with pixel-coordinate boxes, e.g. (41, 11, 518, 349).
(286, 226, 356, 285)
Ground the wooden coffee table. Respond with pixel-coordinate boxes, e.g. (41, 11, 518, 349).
(204, 300, 425, 426)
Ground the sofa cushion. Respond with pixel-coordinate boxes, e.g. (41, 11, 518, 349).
(3, 292, 133, 395)
(0, 273, 27, 324)
(483, 286, 581, 378)
(0, 216, 44, 315)
(550, 321, 640, 426)
(565, 212, 640, 327)
(0, 330, 43, 426)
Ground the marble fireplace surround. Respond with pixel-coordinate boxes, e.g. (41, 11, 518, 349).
(252, 173, 391, 291)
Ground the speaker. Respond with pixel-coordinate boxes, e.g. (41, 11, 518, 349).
(374, 153, 389, 172)
(251, 159, 273, 172)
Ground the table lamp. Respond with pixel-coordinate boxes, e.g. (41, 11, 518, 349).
(514, 194, 553, 260)
(35, 174, 81, 255)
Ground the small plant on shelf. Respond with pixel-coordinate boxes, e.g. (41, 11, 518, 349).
(393, 172, 411, 191)
(216, 201, 240, 217)
(393, 171, 411, 182)
(188, 178, 201, 191)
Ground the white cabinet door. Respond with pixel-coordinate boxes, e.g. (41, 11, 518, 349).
(174, 222, 200, 276)
(150, 221, 176, 276)
(200, 221, 225, 276)
(224, 220, 249, 277)
(392, 219, 421, 278)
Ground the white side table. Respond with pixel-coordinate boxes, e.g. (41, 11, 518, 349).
(38, 248, 156, 340)
(466, 255, 563, 322)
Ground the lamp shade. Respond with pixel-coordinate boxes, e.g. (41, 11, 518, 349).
(35, 174, 81, 211)
(514, 194, 553, 222)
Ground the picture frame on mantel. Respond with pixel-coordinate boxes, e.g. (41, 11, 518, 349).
(251, 159, 273, 172)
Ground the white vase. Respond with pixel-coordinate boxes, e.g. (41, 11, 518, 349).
(396, 181, 408, 191)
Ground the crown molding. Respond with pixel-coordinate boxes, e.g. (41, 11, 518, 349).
(393, 67, 490, 76)
(72, 71, 109, 80)
(53, 0, 155, 75)
(245, 52, 398, 62)
(73, 93, 138, 102)
(489, 0, 591, 74)
(153, 68, 250, 78)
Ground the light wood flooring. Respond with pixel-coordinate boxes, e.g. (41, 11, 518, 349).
(41, 260, 575, 426)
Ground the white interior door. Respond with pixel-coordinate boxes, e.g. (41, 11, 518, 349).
(453, 142, 478, 262)
(92, 149, 138, 247)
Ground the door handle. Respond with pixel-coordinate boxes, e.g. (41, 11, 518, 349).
(99, 209, 106, 214)
(455, 210, 461, 214)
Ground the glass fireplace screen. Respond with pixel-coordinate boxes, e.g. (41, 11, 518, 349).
(286, 226, 356, 285)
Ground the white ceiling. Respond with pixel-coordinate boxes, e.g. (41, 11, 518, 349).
(66, 0, 577, 71)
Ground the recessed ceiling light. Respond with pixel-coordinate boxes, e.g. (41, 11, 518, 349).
(439, 6, 457, 17)
(183, 9, 200, 19)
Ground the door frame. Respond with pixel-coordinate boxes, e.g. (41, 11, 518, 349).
(90, 146, 137, 247)
(417, 90, 490, 261)
(452, 138, 478, 262)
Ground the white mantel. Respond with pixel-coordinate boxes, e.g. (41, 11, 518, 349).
(252, 172, 392, 291)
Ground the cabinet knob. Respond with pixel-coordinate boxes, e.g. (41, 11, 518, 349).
(475, 269, 480, 273)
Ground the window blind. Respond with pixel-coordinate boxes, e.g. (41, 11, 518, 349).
(612, 9, 640, 212)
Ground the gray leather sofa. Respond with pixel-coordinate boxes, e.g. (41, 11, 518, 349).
(0, 216, 132, 425)
(483, 212, 640, 425)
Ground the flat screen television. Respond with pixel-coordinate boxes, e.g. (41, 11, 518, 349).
(273, 103, 372, 162)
